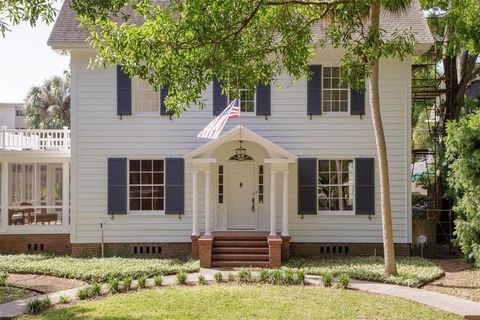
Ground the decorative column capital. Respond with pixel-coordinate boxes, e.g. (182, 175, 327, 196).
(270, 169, 278, 175)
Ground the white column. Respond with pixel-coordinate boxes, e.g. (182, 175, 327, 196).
(281, 170, 289, 237)
(204, 170, 211, 236)
(192, 170, 199, 236)
(1, 161, 8, 227)
(269, 169, 277, 236)
(62, 161, 70, 225)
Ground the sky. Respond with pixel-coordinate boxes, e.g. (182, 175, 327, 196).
(0, 16, 69, 103)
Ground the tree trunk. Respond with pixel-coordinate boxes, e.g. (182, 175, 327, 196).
(369, 3, 397, 276)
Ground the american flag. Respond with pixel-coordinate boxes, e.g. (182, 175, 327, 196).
(197, 99, 240, 139)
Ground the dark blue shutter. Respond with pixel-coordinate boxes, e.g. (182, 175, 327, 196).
(160, 86, 172, 116)
(298, 158, 317, 214)
(165, 158, 184, 214)
(213, 80, 227, 116)
(350, 88, 365, 115)
(307, 65, 322, 116)
(355, 158, 375, 215)
(108, 158, 127, 214)
(256, 84, 271, 116)
(116, 66, 132, 116)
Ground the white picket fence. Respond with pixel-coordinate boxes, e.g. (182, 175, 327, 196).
(0, 126, 71, 151)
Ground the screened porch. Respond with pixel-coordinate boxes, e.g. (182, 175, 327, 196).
(0, 161, 70, 228)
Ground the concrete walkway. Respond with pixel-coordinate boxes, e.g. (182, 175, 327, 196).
(1, 269, 479, 319)
(348, 280, 480, 320)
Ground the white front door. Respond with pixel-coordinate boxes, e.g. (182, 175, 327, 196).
(227, 162, 256, 230)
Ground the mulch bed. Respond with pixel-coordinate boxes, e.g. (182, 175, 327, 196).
(422, 259, 480, 302)
(8, 274, 86, 294)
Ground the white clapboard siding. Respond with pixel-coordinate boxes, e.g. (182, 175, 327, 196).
(70, 49, 411, 244)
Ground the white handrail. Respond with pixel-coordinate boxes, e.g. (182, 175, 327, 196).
(0, 126, 71, 151)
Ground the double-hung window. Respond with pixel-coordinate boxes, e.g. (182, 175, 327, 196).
(318, 159, 354, 212)
(129, 160, 164, 212)
(228, 88, 255, 113)
(322, 66, 349, 113)
(132, 78, 159, 113)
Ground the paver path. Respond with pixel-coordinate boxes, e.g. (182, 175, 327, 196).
(1, 269, 479, 319)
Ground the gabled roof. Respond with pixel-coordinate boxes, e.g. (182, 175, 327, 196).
(48, 1, 433, 49)
(184, 125, 297, 162)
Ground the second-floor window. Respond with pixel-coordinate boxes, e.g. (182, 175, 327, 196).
(132, 78, 159, 113)
(322, 66, 349, 113)
(229, 88, 255, 113)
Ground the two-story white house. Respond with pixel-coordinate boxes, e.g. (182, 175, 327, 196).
(23, 1, 433, 267)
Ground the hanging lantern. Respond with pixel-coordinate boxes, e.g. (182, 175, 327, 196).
(235, 140, 247, 161)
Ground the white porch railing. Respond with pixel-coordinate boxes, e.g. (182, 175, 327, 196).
(0, 126, 71, 151)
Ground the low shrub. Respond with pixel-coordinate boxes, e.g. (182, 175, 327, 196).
(91, 283, 102, 296)
(77, 287, 91, 300)
(295, 269, 306, 285)
(108, 277, 120, 293)
(0, 272, 8, 286)
(337, 274, 350, 289)
(77, 283, 102, 300)
(269, 269, 283, 285)
(322, 273, 333, 287)
(259, 270, 270, 283)
(154, 275, 163, 286)
(237, 269, 253, 283)
(214, 272, 223, 283)
(176, 271, 187, 285)
(198, 274, 206, 285)
(227, 273, 236, 282)
(137, 276, 147, 288)
(58, 295, 69, 304)
(26, 297, 51, 315)
(123, 276, 133, 291)
(284, 269, 295, 285)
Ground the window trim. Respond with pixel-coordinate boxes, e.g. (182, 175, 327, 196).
(321, 65, 351, 115)
(316, 158, 355, 216)
(127, 158, 166, 215)
(227, 88, 256, 115)
(131, 77, 160, 114)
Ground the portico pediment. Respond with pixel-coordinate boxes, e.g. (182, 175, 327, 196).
(184, 125, 296, 163)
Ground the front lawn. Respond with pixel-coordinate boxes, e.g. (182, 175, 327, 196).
(23, 286, 460, 320)
(0, 255, 199, 282)
(284, 256, 444, 287)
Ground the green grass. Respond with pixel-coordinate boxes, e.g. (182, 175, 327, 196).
(0, 255, 199, 283)
(284, 256, 444, 287)
(23, 286, 460, 320)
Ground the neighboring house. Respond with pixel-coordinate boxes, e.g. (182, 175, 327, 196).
(0, 103, 25, 129)
(0, 2, 433, 267)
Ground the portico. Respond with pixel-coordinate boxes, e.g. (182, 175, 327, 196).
(185, 125, 296, 267)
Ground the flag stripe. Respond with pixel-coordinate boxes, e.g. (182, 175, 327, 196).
(197, 99, 240, 139)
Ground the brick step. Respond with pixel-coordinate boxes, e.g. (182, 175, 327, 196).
(212, 247, 269, 254)
(212, 233, 268, 241)
(212, 253, 269, 261)
(211, 260, 270, 268)
(213, 240, 268, 248)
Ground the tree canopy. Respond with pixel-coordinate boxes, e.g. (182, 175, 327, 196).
(0, 0, 57, 37)
(23, 72, 71, 129)
(445, 112, 480, 267)
(72, 0, 415, 115)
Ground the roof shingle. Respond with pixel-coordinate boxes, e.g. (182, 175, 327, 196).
(48, 1, 433, 49)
